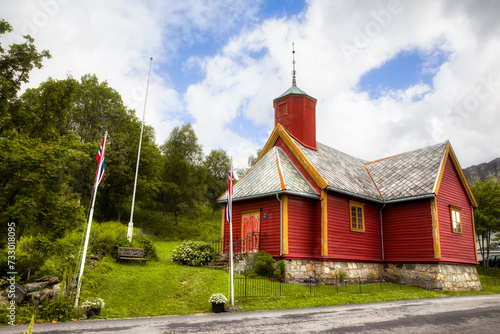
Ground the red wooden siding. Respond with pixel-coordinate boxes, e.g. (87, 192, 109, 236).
(274, 95, 317, 149)
(224, 196, 281, 256)
(382, 199, 435, 262)
(286, 195, 322, 258)
(437, 156, 477, 264)
(327, 192, 383, 262)
(275, 137, 322, 194)
(303, 98, 316, 150)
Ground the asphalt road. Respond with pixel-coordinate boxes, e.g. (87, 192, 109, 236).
(1, 295, 499, 333)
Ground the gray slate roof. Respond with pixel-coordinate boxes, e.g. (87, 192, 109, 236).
(295, 139, 383, 201)
(365, 142, 447, 201)
(219, 147, 318, 202)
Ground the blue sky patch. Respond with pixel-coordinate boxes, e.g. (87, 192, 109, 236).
(164, 0, 306, 93)
(262, 0, 307, 18)
(358, 49, 450, 100)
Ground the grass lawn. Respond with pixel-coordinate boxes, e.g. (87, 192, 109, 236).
(90, 241, 230, 318)
(88, 241, 500, 319)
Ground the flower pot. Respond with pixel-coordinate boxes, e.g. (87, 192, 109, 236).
(85, 307, 101, 317)
(212, 302, 225, 313)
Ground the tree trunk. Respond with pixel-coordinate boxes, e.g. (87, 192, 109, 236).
(163, 193, 166, 224)
(173, 212, 178, 236)
(479, 234, 485, 267)
(486, 229, 491, 269)
(117, 207, 123, 222)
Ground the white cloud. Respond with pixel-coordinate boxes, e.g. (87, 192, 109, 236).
(2, 0, 499, 169)
(185, 0, 500, 168)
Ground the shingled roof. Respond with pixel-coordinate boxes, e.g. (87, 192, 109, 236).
(290, 137, 383, 201)
(365, 142, 447, 202)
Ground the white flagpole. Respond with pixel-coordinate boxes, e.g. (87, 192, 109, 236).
(128, 57, 153, 242)
(75, 131, 107, 308)
(229, 162, 234, 306)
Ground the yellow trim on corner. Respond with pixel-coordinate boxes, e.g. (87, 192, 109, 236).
(430, 197, 441, 259)
(260, 124, 327, 189)
(221, 208, 225, 238)
(471, 205, 478, 262)
(282, 195, 289, 255)
(321, 189, 328, 256)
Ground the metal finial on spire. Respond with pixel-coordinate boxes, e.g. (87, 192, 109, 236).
(292, 42, 296, 87)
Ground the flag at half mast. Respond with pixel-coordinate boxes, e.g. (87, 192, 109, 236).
(226, 164, 234, 224)
(95, 136, 106, 186)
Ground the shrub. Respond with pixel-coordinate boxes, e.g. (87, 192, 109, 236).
(337, 270, 348, 282)
(172, 241, 218, 266)
(254, 252, 276, 278)
(274, 260, 286, 280)
(38, 295, 82, 322)
(0, 235, 55, 283)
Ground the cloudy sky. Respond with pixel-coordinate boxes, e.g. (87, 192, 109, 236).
(2, 0, 499, 169)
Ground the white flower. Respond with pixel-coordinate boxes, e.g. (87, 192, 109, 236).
(208, 293, 227, 304)
(81, 297, 105, 309)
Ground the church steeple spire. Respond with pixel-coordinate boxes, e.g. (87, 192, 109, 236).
(273, 42, 318, 150)
(292, 42, 297, 87)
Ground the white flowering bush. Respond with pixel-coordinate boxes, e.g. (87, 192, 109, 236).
(208, 293, 227, 304)
(80, 297, 105, 309)
(172, 240, 218, 266)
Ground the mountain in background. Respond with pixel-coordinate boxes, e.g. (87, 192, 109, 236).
(463, 158, 500, 185)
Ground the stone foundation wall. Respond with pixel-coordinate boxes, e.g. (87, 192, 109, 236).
(286, 259, 383, 281)
(384, 263, 482, 291)
(232, 253, 258, 274)
(285, 259, 482, 292)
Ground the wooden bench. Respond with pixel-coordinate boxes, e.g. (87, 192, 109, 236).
(117, 247, 147, 262)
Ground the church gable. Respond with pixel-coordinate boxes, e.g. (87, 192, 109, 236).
(218, 146, 318, 202)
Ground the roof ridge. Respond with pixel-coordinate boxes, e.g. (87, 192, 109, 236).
(365, 165, 385, 202)
(365, 141, 447, 166)
(315, 141, 367, 163)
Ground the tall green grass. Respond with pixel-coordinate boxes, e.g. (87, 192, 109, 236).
(88, 242, 229, 318)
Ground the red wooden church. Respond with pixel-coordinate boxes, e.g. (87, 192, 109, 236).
(218, 76, 481, 291)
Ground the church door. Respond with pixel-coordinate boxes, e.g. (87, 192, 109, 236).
(241, 210, 260, 252)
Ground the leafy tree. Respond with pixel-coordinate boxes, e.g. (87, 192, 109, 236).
(0, 132, 88, 241)
(204, 149, 230, 214)
(38, 74, 162, 223)
(16, 77, 77, 139)
(0, 19, 51, 135)
(65, 74, 142, 216)
(471, 180, 500, 268)
(68, 74, 129, 143)
(160, 124, 205, 236)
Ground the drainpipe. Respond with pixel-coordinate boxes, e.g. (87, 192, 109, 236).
(276, 194, 282, 256)
(380, 203, 385, 261)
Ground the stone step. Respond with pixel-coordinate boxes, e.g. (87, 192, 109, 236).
(207, 254, 229, 270)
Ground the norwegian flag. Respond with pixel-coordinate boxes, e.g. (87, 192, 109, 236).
(95, 135, 106, 186)
(226, 164, 234, 224)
